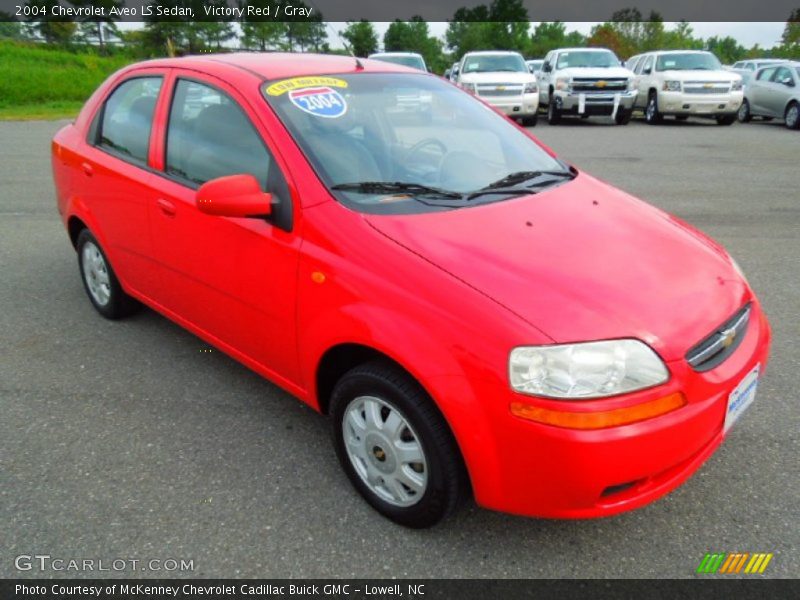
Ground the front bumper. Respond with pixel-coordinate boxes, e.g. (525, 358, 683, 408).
(658, 90, 743, 116)
(554, 89, 637, 115)
(479, 93, 540, 117)
(462, 300, 771, 519)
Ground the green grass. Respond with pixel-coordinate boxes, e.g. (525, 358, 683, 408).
(0, 41, 135, 120)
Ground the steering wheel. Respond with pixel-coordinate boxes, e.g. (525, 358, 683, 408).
(403, 138, 448, 182)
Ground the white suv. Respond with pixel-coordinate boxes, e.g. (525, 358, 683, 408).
(630, 50, 743, 125)
(456, 51, 539, 126)
(538, 47, 636, 125)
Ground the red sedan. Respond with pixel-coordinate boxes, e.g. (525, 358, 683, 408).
(52, 53, 771, 527)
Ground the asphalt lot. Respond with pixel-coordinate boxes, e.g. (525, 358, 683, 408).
(1, 116, 798, 579)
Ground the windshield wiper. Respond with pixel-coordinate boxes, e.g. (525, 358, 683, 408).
(478, 170, 576, 191)
(466, 170, 576, 201)
(331, 181, 463, 199)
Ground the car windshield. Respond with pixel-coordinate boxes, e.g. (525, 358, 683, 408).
(462, 54, 527, 73)
(262, 73, 569, 215)
(372, 55, 426, 71)
(656, 53, 722, 71)
(527, 60, 543, 70)
(556, 50, 620, 69)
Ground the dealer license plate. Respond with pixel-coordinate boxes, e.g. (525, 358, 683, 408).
(724, 364, 759, 434)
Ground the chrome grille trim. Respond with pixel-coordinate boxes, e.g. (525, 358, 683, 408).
(685, 304, 751, 372)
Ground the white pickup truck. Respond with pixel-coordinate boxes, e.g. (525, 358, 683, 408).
(628, 50, 743, 125)
(456, 51, 540, 126)
(538, 47, 636, 125)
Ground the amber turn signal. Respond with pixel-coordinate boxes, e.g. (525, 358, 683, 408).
(510, 392, 687, 430)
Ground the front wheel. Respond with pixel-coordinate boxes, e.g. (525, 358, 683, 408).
(785, 102, 800, 130)
(76, 229, 140, 319)
(738, 99, 752, 123)
(331, 361, 467, 528)
(645, 92, 663, 124)
(716, 114, 736, 126)
(521, 113, 538, 127)
(547, 95, 561, 125)
(614, 109, 631, 125)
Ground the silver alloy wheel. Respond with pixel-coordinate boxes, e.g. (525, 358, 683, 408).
(82, 241, 111, 306)
(646, 97, 656, 121)
(787, 104, 799, 128)
(738, 100, 749, 121)
(342, 395, 428, 507)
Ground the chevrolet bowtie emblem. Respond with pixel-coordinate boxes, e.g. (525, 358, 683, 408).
(704, 83, 714, 88)
(496, 85, 506, 91)
(720, 326, 737, 348)
(596, 80, 607, 88)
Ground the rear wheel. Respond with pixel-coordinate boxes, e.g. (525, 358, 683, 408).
(77, 229, 140, 319)
(716, 114, 736, 126)
(547, 91, 561, 125)
(645, 92, 663, 124)
(330, 361, 467, 528)
(785, 102, 800, 130)
(738, 99, 752, 123)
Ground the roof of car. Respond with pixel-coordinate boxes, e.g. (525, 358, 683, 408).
(133, 52, 418, 81)
(370, 52, 423, 58)
(554, 48, 612, 53)
(463, 50, 523, 56)
(650, 50, 711, 55)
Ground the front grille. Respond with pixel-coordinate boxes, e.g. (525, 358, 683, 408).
(476, 83, 523, 97)
(685, 304, 751, 372)
(571, 77, 628, 93)
(684, 81, 731, 94)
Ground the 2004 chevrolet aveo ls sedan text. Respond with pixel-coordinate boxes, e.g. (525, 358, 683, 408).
(52, 53, 771, 528)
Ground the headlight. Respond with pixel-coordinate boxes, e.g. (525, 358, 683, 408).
(460, 82, 477, 94)
(555, 77, 571, 91)
(626, 78, 636, 91)
(524, 82, 538, 94)
(662, 80, 682, 92)
(509, 340, 669, 399)
(731, 80, 743, 91)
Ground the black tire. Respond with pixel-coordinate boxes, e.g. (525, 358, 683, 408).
(716, 114, 736, 126)
(645, 91, 662, 124)
(785, 102, 800, 130)
(614, 109, 631, 125)
(330, 361, 467, 528)
(76, 229, 140, 319)
(738, 99, 752, 123)
(547, 93, 561, 125)
(521, 113, 538, 127)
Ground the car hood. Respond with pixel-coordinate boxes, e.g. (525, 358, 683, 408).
(557, 66, 632, 79)
(661, 69, 741, 82)
(460, 71, 536, 84)
(364, 173, 749, 361)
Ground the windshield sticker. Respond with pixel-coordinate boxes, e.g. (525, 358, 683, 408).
(289, 86, 348, 118)
(265, 76, 348, 96)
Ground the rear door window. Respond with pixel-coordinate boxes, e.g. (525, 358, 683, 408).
(97, 77, 162, 165)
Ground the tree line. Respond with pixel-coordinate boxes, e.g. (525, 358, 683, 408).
(1, 0, 799, 69)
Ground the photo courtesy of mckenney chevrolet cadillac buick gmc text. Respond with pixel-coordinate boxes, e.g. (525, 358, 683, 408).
(51, 53, 771, 528)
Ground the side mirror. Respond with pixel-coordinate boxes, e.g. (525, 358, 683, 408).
(643, 67, 652, 75)
(196, 174, 272, 218)
(781, 77, 795, 87)
(543, 63, 552, 73)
